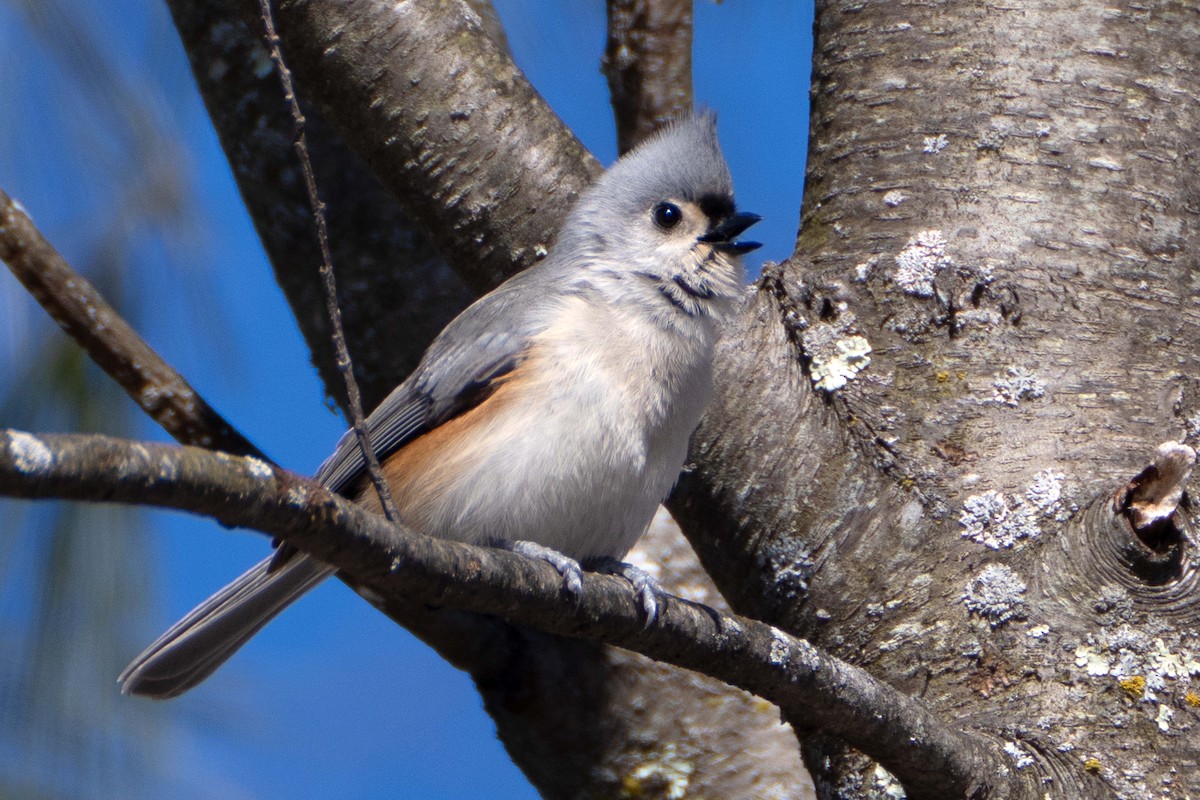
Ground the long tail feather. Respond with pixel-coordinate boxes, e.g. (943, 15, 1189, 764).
(119, 553, 335, 699)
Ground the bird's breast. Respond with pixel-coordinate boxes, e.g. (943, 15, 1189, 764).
(367, 294, 715, 560)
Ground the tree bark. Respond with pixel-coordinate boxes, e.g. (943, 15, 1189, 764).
(1, 429, 1007, 797)
(603, 0, 693, 155)
(260, 0, 601, 292)
(168, 0, 474, 408)
(673, 0, 1200, 795)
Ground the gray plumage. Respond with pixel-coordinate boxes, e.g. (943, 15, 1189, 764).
(120, 112, 759, 698)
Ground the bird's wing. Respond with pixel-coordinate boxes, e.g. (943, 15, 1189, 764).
(315, 271, 555, 493)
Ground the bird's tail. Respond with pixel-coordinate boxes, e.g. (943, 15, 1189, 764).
(119, 553, 335, 698)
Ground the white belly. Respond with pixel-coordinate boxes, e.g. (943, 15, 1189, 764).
(400, 295, 715, 561)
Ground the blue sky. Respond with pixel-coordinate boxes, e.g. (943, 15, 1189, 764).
(1, 1, 811, 797)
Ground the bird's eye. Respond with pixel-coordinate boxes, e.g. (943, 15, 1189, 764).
(652, 202, 682, 230)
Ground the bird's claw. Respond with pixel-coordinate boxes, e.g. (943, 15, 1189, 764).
(591, 557, 666, 626)
(507, 540, 585, 599)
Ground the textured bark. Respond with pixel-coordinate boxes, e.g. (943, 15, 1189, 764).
(603, 0, 693, 154)
(16, 0, 1200, 796)
(0, 430, 1011, 798)
(167, 0, 473, 408)
(674, 1, 1200, 796)
(247, 0, 602, 293)
(478, 513, 811, 800)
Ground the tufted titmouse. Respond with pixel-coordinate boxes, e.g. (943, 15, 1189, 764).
(120, 112, 760, 698)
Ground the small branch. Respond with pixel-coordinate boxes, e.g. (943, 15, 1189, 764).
(1108, 441, 1195, 582)
(256, 0, 397, 522)
(603, 0, 694, 154)
(1114, 441, 1195, 533)
(0, 188, 266, 460)
(0, 429, 1015, 799)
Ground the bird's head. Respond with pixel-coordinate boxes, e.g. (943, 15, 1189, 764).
(560, 112, 761, 316)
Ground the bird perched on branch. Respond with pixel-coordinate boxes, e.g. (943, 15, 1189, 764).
(121, 112, 761, 699)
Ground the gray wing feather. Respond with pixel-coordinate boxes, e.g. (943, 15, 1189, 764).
(120, 267, 558, 698)
(316, 266, 557, 491)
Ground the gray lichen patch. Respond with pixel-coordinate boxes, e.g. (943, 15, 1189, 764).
(833, 760, 907, 800)
(1183, 411, 1200, 444)
(893, 229, 950, 297)
(878, 619, 950, 653)
(1003, 740, 1035, 769)
(284, 484, 310, 507)
(811, 334, 872, 392)
(6, 431, 53, 474)
(990, 366, 1046, 406)
(854, 255, 879, 282)
(961, 563, 1028, 627)
(621, 743, 694, 800)
(243, 456, 275, 480)
(868, 764, 907, 799)
(802, 305, 873, 393)
(957, 471, 1073, 549)
(768, 626, 792, 668)
(758, 539, 815, 603)
(1070, 626, 1200, 739)
(958, 490, 1041, 549)
(960, 472, 1075, 554)
(1025, 469, 1074, 521)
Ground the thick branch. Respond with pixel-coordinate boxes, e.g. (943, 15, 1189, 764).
(0, 429, 1017, 799)
(254, 0, 602, 293)
(10, 16, 801, 791)
(603, 0, 694, 153)
(167, 0, 473, 408)
(0, 188, 265, 459)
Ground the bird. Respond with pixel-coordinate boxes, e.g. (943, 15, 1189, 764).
(120, 112, 761, 699)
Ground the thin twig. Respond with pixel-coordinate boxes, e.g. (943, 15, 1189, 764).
(0, 428, 1016, 800)
(256, 0, 398, 522)
(0, 188, 267, 460)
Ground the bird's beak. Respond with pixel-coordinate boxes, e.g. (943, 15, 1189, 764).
(698, 212, 762, 254)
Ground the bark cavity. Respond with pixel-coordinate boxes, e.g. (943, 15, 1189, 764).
(1113, 442, 1194, 583)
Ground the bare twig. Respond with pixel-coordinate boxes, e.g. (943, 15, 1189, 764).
(1115, 441, 1195, 532)
(0, 188, 266, 460)
(0, 428, 1016, 800)
(256, 0, 397, 523)
(603, 0, 694, 154)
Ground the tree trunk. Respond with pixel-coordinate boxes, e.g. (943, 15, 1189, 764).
(675, 0, 1200, 795)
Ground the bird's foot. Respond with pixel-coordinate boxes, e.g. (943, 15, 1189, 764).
(589, 557, 666, 626)
(506, 540, 585, 598)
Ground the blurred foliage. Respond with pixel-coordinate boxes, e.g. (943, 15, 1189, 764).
(0, 0, 226, 796)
